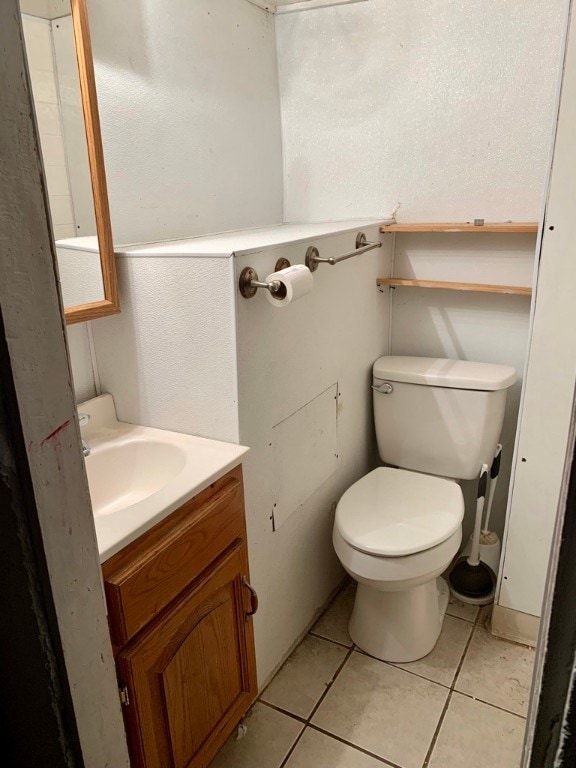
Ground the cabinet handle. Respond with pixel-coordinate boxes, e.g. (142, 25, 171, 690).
(242, 577, 258, 619)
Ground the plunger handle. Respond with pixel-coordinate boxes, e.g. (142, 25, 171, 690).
(469, 464, 488, 567)
(483, 444, 502, 533)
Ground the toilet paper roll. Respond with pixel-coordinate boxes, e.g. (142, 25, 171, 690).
(265, 264, 314, 307)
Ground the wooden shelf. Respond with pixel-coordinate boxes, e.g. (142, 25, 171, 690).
(377, 278, 532, 296)
(380, 222, 538, 234)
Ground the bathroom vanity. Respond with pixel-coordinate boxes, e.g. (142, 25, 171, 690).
(103, 466, 257, 768)
(81, 395, 257, 768)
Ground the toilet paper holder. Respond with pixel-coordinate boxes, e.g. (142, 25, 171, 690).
(239, 258, 291, 299)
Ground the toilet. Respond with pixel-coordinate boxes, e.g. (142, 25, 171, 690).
(333, 356, 517, 663)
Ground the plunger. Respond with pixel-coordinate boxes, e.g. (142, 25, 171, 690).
(449, 464, 496, 602)
(481, 443, 502, 543)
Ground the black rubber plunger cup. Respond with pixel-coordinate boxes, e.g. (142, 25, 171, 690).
(449, 465, 496, 600)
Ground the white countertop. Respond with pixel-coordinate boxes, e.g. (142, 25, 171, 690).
(115, 219, 392, 258)
(79, 395, 248, 562)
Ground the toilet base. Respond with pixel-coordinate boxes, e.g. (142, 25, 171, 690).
(349, 577, 450, 663)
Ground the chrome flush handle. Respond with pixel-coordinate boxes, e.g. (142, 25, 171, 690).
(372, 382, 394, 395)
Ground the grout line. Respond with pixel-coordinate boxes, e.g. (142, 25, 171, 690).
(448, 617, 476, 689)
(276, 646, 355, 768)
(352, 646, 453, 692)
(307, 723, 404, 768)
(307, 646, 355, 721)
(422, 691, 452, 768)
(258, 700, 307, 725)
(452, 691, 528, 720)
(422, 605, 485, 767)
(277, 723, 307, 768)
(445, 610, 478, 625)
(307, 631, 353, 650)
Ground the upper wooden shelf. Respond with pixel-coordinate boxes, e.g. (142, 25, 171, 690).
(380, 222, 538, 234)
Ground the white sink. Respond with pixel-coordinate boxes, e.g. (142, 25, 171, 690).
(86, 440, 187, 516)
(78, 394, 249, 561)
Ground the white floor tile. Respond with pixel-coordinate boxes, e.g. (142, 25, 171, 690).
(455, 625, 535, 716)
(210, 703, 303, 768)
(284, 728, 384, 768)
(261, 635, 348, 718)
(392, 615, 473, 687)
(446, 595, 480, 623)
(312, 651, 448, 768)
(428, 693, 525, 768)
(311, 582, 356, 647)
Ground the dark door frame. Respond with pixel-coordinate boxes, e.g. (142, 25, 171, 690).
(0, 1, 129, 765)
(528, 395, 576, 766)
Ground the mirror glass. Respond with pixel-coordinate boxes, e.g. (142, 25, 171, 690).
(20, 0, 118, 322)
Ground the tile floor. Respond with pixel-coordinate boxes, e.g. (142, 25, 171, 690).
(212, 582, 535, 768)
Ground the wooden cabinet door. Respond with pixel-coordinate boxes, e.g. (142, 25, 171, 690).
(118, 542, 257, 768)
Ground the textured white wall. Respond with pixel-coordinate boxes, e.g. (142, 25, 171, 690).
(66, 324, 96, 402)
(87, 0, 284, 245)
(390, 233, 535, 545)
(276, 0, 565, 223)
(498, 7, 576, 620)
(236, 225, 392, 683)
(91, 256, 240, 443)
(56, 241, 104, 306)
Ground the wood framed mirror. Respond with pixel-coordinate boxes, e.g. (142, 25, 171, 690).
(20, 0, 119, 324)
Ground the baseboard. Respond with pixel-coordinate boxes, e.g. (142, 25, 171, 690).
(491, 604, 540, 648)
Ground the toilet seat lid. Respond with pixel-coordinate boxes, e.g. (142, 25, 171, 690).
(335, 467, 464, 557)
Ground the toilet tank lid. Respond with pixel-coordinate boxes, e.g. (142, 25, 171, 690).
(373, 356, 517, 391)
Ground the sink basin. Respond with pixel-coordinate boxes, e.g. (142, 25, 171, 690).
(78, 394, 249, 561)
(85, 440, 187, 516)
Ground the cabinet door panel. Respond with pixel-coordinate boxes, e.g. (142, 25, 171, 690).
(161, 587, 243, 765)
(119, 542, 257, 768)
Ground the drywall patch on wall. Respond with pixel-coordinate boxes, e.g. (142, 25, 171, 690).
(88, 0, 284, 244)
(276, 0, 565, 222)
(272, 384, 338, 529)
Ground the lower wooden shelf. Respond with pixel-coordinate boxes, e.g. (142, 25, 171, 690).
(377, 278, 532, 296)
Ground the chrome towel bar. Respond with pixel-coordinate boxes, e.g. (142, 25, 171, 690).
(305, 232, 382, 272)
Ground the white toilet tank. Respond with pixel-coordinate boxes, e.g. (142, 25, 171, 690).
(373, 356, 517, 480)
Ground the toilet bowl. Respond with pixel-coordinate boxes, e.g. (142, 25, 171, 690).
(332, 356, 517, 664)
(334, 467, 464, 662)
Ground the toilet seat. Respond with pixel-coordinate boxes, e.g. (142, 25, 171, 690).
(335, 467, 464, 557)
